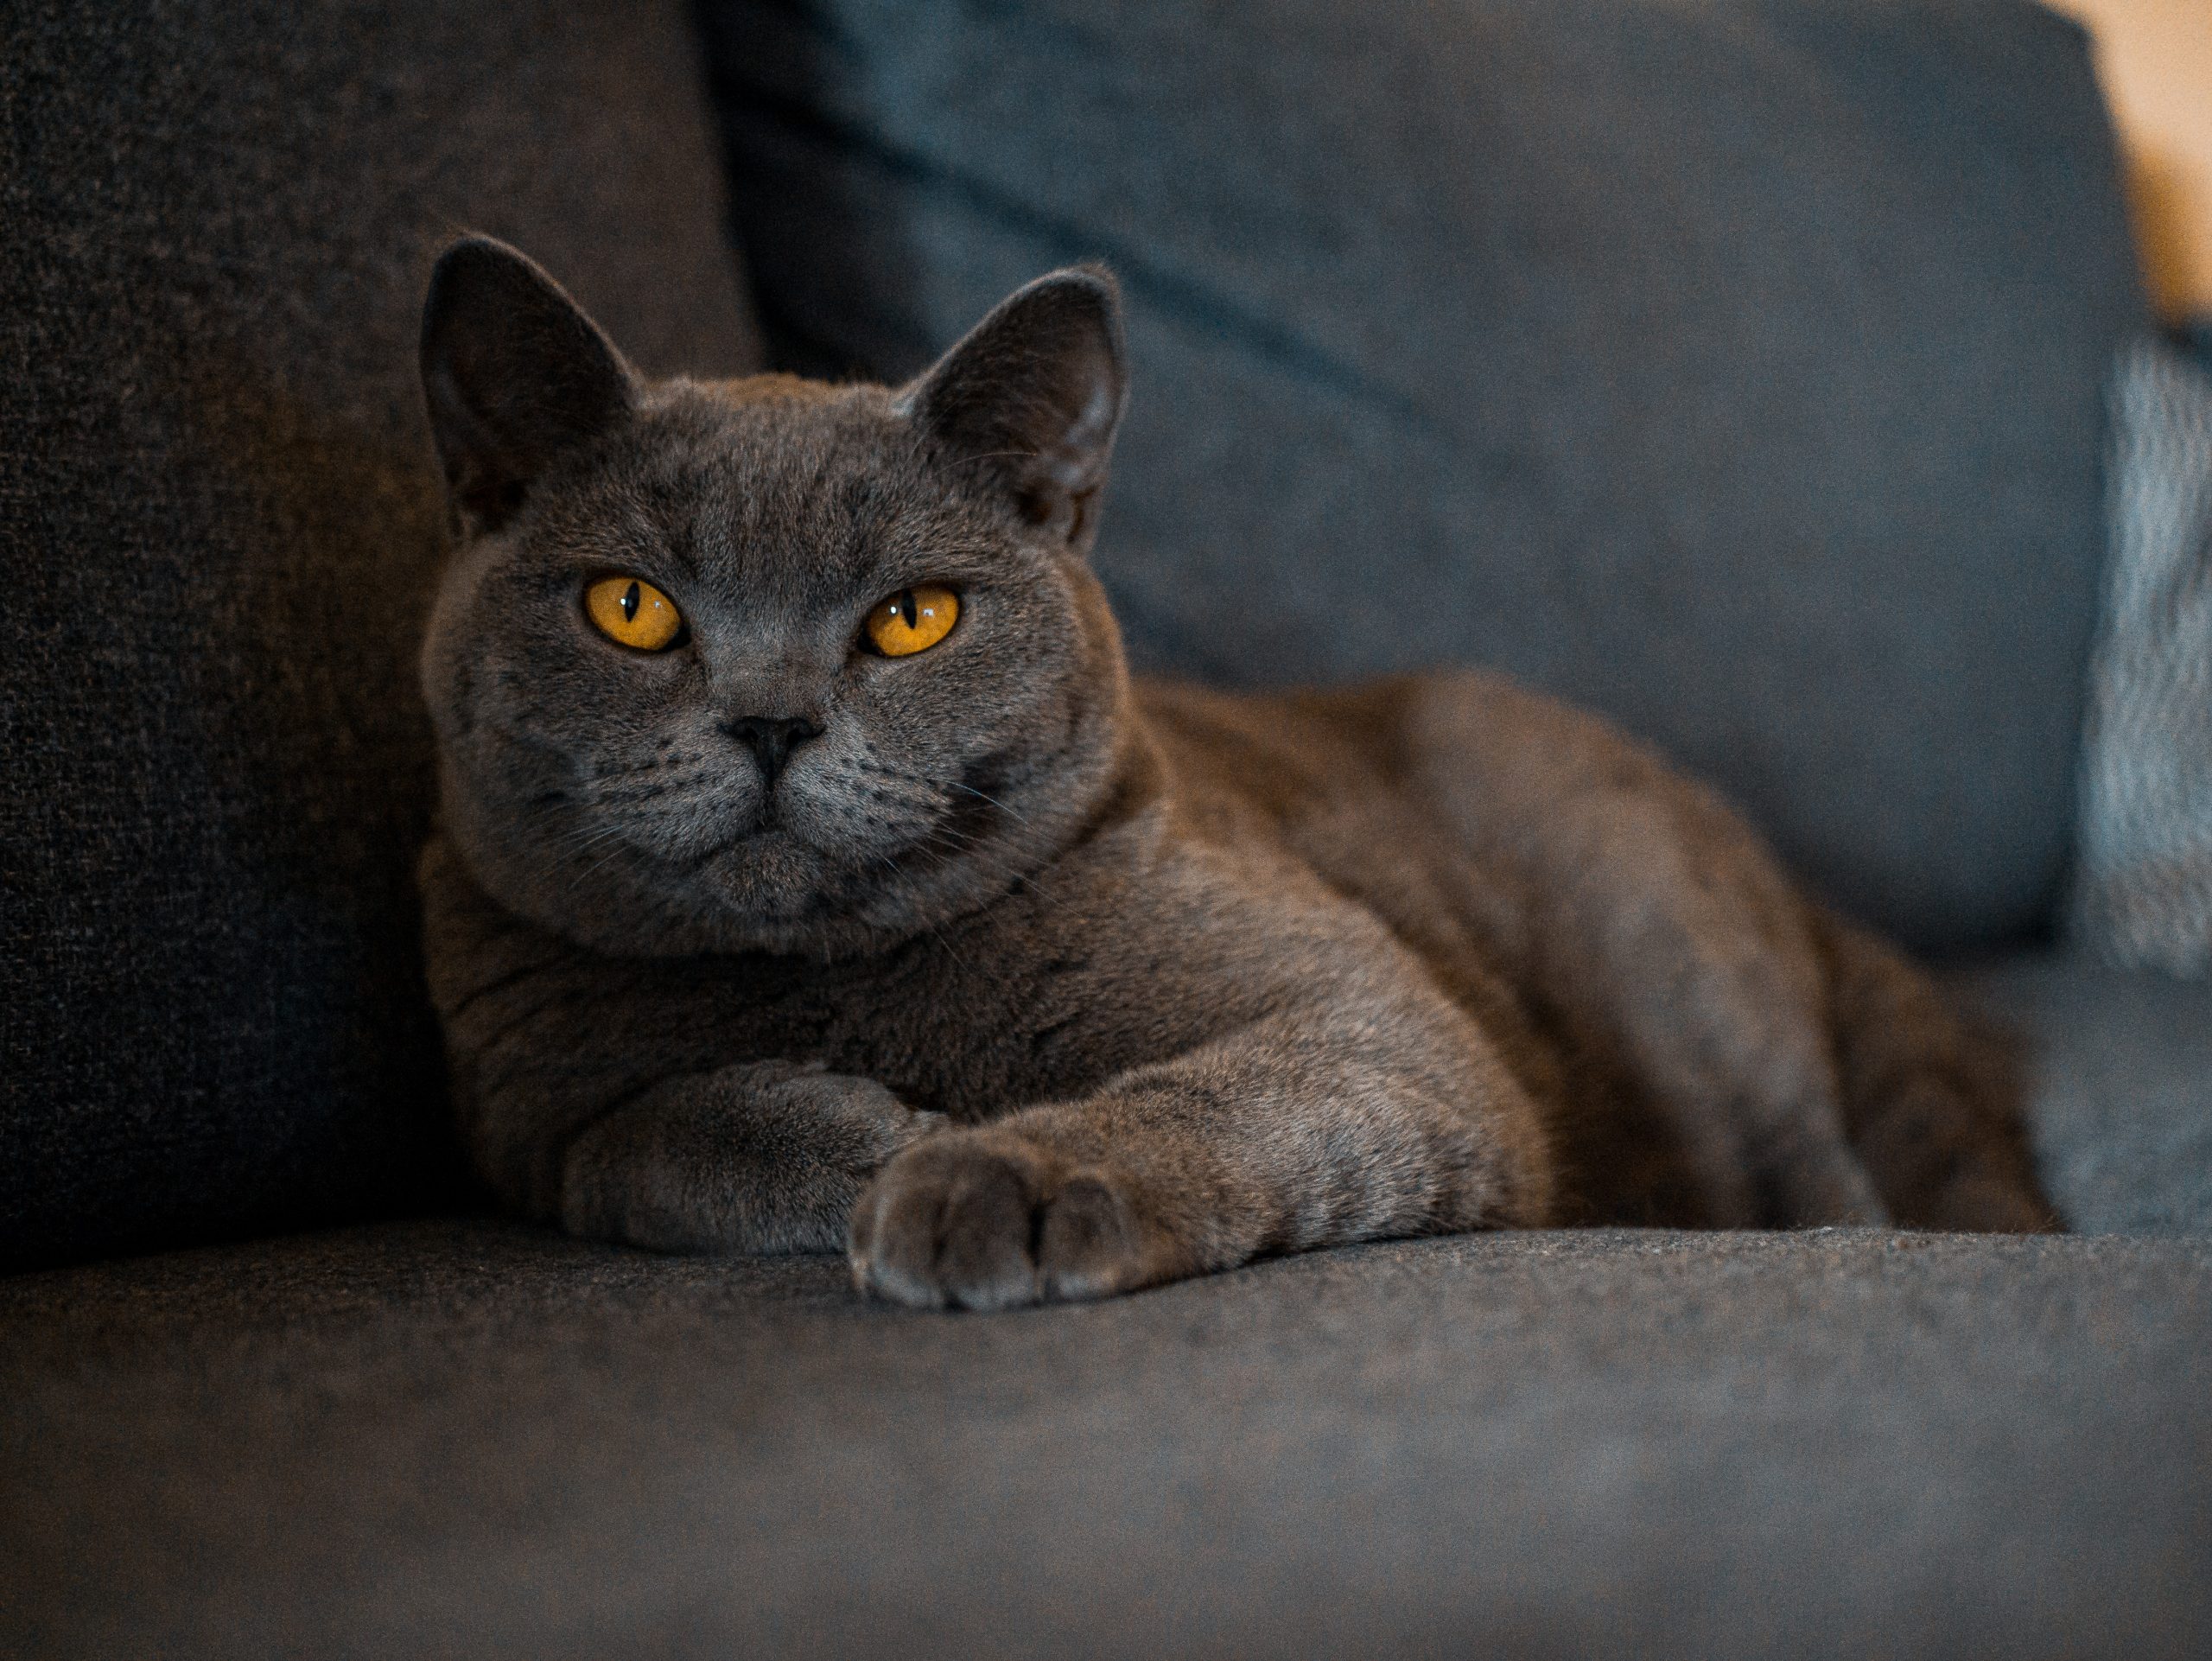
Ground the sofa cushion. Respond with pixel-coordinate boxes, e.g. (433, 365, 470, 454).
(700, 0, 2145, 951)
(3, 1220, 2206, 1658)
(0, 2, 758, 1269)
(1953, 952, 2212, 1234)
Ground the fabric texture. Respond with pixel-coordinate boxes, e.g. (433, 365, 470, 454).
(4, 952, 2206, 1658)
(3, 1219, 2207, 1660)
(0, 1, 759, 1269)
(2070, 336, 2212, 974)
(1952, 952, 2212, 1234)
(699, 0, 2144, 953)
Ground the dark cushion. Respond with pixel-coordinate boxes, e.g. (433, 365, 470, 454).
(1953, 953, 2212, 1234)
(701, 0, 2145, 951)
(5, 1220, 2207, 1658)
(0, 2, 759, 1269)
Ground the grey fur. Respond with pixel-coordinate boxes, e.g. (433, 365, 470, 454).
(416, 239, 2054, 1310)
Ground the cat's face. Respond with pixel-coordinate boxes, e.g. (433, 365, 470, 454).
(418, 239, 1133, 958)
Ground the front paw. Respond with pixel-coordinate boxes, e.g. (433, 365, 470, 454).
(849, 1130, 1158, 1310)
(558, 1064, 944, 1257)
(787, 1067, 948, 1166)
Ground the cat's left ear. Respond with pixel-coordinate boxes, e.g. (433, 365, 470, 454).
(899, 267, 1128, 553)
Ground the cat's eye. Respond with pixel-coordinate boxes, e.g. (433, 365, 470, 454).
(584, 575, 683, 652)
(862, 585, 960, 658)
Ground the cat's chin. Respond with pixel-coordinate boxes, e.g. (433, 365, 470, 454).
(681, 829, 844, 914)
(666, 832, 931, 958)
(676, 835, 1027, 962)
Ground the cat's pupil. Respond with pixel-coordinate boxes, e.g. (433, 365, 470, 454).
(621, 581, 640, 623)
(899, 589, 918, 629)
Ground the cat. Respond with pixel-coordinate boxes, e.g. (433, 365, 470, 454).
(415, 235, 2056, 1310)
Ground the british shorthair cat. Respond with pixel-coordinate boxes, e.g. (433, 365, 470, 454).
(415, 237, 2053, 1309)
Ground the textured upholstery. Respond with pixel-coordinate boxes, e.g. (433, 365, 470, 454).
(1955, 953, 2212, 1234)
(699, 0, 2145, 952)
(0, 0, 758, 1268)
(4, 952, 2208, 1658)
(2070, 338, 2212, 973)
(4, 1220, 2206, 1660)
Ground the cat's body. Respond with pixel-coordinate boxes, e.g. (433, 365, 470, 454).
(416, 239, 2052, 1309)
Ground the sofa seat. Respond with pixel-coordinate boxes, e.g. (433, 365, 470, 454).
(1955, 954, 2212, 1233)
(6, 956, 2208, 1660)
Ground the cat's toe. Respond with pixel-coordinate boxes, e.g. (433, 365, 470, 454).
(930, 1150, 1042, 1310)
(848, 1136, 1156, 1310)
(849, 1135, 1052, 1311)
(1034, 1173, 1147, 1301)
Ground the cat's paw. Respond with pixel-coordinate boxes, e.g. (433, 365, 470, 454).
(781, 1066, 947, 1164)
(848, 1130, 1159, 1310)
(559, 1063, 944, 1257)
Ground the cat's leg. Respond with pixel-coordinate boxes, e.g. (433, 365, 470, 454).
(1812, 912, 2058, 1231)
(1400, 670, 1887, 1228)
(558, 1061, 945, 1254)
(849, 977, 1555, 1309)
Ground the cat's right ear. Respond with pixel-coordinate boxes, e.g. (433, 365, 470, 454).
(420, 236, 638, 537)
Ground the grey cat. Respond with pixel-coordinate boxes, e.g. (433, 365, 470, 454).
(416, 237, 2055, 1310)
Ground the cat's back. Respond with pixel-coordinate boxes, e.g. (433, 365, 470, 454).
(1134, 671, 1428, 831)
(1136, 663, 1730, 881)
(1132, 661, 1722, 1000)
(1135, 664, 1573, 854)
(1132, 665, 1541, 961)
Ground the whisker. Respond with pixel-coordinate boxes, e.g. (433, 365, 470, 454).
(545, 822, 631, 858)
(950, 781, 1029, 824)
(906, 824, 1072, 915)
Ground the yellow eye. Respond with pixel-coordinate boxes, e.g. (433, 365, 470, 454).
(584, 576, 683, 652)
(863, 585, 960, 657)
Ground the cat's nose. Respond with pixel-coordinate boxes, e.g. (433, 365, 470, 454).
(721, 714, 822, 785)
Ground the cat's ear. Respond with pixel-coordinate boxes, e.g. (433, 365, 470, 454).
(900, 267, 1128, 552)
(420, 236, 639, 537)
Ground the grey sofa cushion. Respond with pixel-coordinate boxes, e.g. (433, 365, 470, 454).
(4, 1219, 2207, 1659)
(1955, 953, 2212, 1234)
(0, 2, 758, 1269)
(701, 0, 2145, 952)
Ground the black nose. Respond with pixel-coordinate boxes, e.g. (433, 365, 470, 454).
(721, 714, 821, 784)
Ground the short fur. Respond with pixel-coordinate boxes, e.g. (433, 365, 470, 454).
(416, 239, 2055, 1310)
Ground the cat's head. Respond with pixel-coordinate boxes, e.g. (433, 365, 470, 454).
(417, 237, 1137, 958)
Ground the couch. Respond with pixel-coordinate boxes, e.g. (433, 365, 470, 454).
(4, 2, 2207, 1654)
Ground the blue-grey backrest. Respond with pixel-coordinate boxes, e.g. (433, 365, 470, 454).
(701, 0, 2147, 952)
